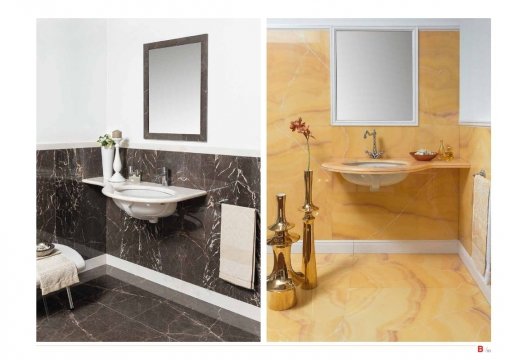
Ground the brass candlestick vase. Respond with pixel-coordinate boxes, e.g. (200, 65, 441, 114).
(267, 193, 302, 311)
(301, 170, 318, 290)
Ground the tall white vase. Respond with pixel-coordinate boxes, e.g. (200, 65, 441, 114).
(101, 147, 114, 181)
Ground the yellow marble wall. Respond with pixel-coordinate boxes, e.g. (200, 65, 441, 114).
(267, 30, 333, 240)
(267, 30, 461, 240)
(459, 126, 492, 254)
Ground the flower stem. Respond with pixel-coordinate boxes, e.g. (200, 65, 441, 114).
(306, 138, 310, 171)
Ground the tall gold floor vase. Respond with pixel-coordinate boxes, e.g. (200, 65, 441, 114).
(301, 170, 318, 290)
(267, 193, 301, 311)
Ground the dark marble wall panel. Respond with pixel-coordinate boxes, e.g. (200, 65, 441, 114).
(37, 147, 260, 306)
(36, 150, 56, 243)
(107, 149, 261, 306)
(36, 148, 105, 259)
(54, 148, 105, 259)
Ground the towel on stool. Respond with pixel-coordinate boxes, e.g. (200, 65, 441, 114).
(472, 174, 490, 280)
(37, 253, 79, 295)
(219, 204, 256, 289)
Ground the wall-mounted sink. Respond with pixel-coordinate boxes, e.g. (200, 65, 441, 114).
(101, 182, 207, 223)
(322, 159, 416, 191)
(340, 161, 409, 191)
(322, 157, 470, 191)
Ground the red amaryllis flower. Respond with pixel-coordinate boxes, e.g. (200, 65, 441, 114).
(290, 117, 315, 171)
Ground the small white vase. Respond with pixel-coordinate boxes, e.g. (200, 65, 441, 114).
(101, 147, 114, 181)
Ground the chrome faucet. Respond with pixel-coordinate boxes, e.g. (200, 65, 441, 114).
(159, 167, 168, 186)
(363, 129, 384, 159)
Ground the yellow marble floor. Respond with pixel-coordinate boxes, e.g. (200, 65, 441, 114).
(267, 253, 491, 342)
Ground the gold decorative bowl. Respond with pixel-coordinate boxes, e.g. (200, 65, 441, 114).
(410, 152, 437, 161)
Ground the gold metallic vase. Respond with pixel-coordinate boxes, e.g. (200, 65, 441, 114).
(301, 170, 318, 290)
(267, 193, 302, 311)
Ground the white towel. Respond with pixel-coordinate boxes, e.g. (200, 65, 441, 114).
(219, 204, 256, 289)
(484, 202, 491, 285)
(37, 253, 79, 295)
(471, 175, 490, 279)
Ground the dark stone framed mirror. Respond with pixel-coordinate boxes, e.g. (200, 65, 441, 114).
(144, 34, 208, 141)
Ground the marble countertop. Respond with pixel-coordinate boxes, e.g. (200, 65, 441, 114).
(83, 177, 206, 191)
(83, 177, 207, 201)
(82, 177, 108, 186)
(83, 177, 173, 188)
(322, 157, 470, 175)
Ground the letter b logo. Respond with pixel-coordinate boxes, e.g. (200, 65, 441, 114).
(478, 346, 484, 352)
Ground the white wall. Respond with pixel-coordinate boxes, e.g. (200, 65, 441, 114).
(106, 19, 260, 156)
(37, 19, 107, 145)
(37, 19, 261, 156)
(459, 19, 491, 126)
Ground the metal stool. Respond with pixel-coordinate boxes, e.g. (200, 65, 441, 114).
(37, 244, 85, 313)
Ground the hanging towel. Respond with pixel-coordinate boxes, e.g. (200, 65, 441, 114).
(484, 202, 491, 285)
(471, 174, 490, 279)
(219, 204, 256, 289)
(37, 253, 79, 295)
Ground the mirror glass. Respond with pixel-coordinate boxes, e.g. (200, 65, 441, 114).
(332, 29, 417, 126)
(144, 34, 207, 141)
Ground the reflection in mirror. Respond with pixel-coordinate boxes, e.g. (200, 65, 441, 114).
(332, 28, 418, 126)
(144, 34, 208, 141)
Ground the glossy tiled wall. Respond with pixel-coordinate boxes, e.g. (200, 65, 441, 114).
(267, 30, 464, 241)
(459, 126, 492, 254)
(108, 149, 261, 306)
(36, 147, 260, 306)
(36, 148, 106, 259)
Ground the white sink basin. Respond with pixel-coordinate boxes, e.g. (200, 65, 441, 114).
(102, 183, 207, 223)
(341, 172, 408, 191)
(340, 160, 408, 191)
(323, 160, 410, 191)
(343, 161, 407, 169)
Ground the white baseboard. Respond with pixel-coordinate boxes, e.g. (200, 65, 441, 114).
(105, 255, 259, 322)
(458, 243, 491, 303)
(267, 239, 460, 254)
(84, 254, 107, 271)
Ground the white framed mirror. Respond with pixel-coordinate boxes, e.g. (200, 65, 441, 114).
(331, 28, 418, 126)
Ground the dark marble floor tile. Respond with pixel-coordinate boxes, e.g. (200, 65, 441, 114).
(75, 304, 128, 335)
(37, 303, 129, 342)
(96, 318, 170, 342)
(37, 312, 98, 341)
(134, 301, 258, 342)
(36, 290, 69, 318)
(37, 275, 258, 342)
(83, 274, 128, 290)
(94, 283, 165, 318)
(208, 321, 260, 342)
(134, 301, 222, 342)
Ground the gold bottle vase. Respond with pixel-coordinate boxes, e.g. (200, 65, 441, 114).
(301, 170, 318, 290)
(267, 193, 301, 311)
(267, 244, 298, 311)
